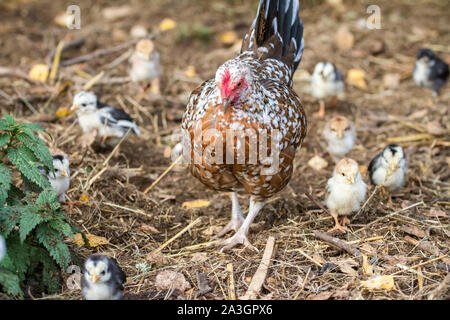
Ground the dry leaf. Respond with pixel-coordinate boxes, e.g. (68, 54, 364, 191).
(424, 208, 447, 218)
(73, 233, 109, 247)
(399, 224, 425, 238)
(359, 165, 368, 175)
(330, 257, 358, 276)
(346, 69, 367, 89)
(146, 251, 167, 265)
(361, 275, 395, 291)
(79, 194, 89, 202)
(219, 31, 238, 45)
(28, 64, 49, 83)
(102, 6, 132, 20)
(140, 224, 160, 233)
(56, 107, 72, 118)
(155, 270, 191, 292)
(159, 18, 176, 31)
(312, 253, 327, 265)
(307, 291, 333, 300)
(426, 121, 445, 136)
(334, 26, 354, 51)
(383, 73, 400, 89)
(182, 199, 210, 209)
(308, 155, 328, 171)
(190, 252, 207, 263)
(362, 255, 374, 275)
(409, 109, 428, 120)
(201, 225, 222, 237)
(184, 65, 197, 78)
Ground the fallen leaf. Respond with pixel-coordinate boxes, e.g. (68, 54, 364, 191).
(361, 275, 395, 291)
(28, 64, 49, 82)
(346, 69, 367, 89)
(201, 225, 222, 237)
(159, 18, 176, 31)
(330, 257, 358, 276)
(424, 207, 447, 218)
(308, 155, 328, 171)
(139, 224, 160, 233)
(426, 121, 445, 135)
(312, 253, 327, 265)
(56, 107, 72, 118)
(334, 26, 354, 51)
(182, 199, 210, 209)
(383, 73, 400, 89)
(399, 224, 425, 238)
(79, 194, 89, 202)
(362, 254, 374, 275)
(219, 31, 238, 45)
(359, 165, 368, 175)
(307, 291, 333, 300)
(184, 65, 197, 78)
(190, 252, 207, 263)
(146, 251, 167, 265)
(408, 109, 428, 120)
(102, 5, 132, 21)
(73, 233, 109, 247)
(155, 270, 191, 292)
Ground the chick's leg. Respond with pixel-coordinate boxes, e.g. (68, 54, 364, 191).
(313, 100, 326, 118)
(217, 196, 265, 252)
(213, 192, 244, 239)
(327, 213, 349, 234)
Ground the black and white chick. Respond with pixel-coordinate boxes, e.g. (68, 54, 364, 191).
(71, 91, 140, 144)
(413, 48, 449, 97)
(129, 39, 163, 94)
(322, 116, 356, 162)
(45, 155, 70, 202)
(311, 62, 344, 118)
(81, 255, 126, 300)
(0, 235, 6, 262)
(326, 158, 367, 233)
(368, 144, 407, 194)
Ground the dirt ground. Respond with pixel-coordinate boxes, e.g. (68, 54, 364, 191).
(0, 0, 449, 300)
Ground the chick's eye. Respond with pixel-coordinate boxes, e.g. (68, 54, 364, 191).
(341, 173, 345, 176)
(81, 103, 87, 107)
(344, 127, 350, 131)
(100, 271, 105, 275)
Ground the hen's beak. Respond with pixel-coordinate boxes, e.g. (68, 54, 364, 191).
(91, 272, 99, 283)
(222, 98, 232, 114)
(70, 104, 79, 111)
(337, 130, 343, 139)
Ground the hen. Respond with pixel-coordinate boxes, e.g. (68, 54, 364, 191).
(182, 0, 307, 250)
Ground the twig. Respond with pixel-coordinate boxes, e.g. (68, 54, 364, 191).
(226, 263, 236, 300)
(152, 217, 202, 255)
(241, 236, 275, 300)
(12, 85, 38, 114)
(46, 38, 85, 66)
(82, 71, 105, 90)
(60, 35, 156, 67)
(294, 248, 323, 267)
(352, 185, 380, 220)
(390, 255, 448, 276)
(304, 192, 330, 215)
(0, 66, 45, 86)
(293, 267, 311, 300)
(313, 231, 362, 262)
(49, 40, 65, 85)
(143, 155, 182, 194)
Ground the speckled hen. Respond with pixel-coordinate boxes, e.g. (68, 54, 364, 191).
(182, 0, 307, 251)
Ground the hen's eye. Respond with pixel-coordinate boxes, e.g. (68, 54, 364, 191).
(236, 82, 242, 87)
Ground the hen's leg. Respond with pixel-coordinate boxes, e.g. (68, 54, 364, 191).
(217, 196, 265, 252)
(213, 192, 244, 239)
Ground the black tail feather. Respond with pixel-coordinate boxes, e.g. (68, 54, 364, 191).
(241, 0, 304, 72)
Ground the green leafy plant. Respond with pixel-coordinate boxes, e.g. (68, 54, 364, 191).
(0, 114, 75, 297)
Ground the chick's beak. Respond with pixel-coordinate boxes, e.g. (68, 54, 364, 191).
(61, 170, 68, 177)
(91, 272, 99, 283)
(347, 175, 355, 184)
(389, 162, 398, 172)
(70, 104, 79, 111)
(337, 130, 343, 139)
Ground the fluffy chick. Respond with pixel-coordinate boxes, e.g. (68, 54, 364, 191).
(311, 62, 344, 118)
(82, 255, 126, 300)
(47, 155, 70, 202)
(326, 158, 367, 233)
(129, 39, 162, 94)
(0, 235, 6, 262)
(323, 116, 356, 162)
(368, 144, 407, 193)
(71, 91, 140, 146)
(413, 48, 449, 96)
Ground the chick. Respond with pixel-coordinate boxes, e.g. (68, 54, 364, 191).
(0, 235, 6, 262)
(322, 116, 356, 162)
(81, 255, 126, 300)
(326, 158, 367, 233)
(311, 62, 344, 118)
(413, 48, 449, 97)
(71, 91, 140, 150)
(47, 155, 70, 202)
(368, 144, 407, 195)
(129, 39, 163, 94)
